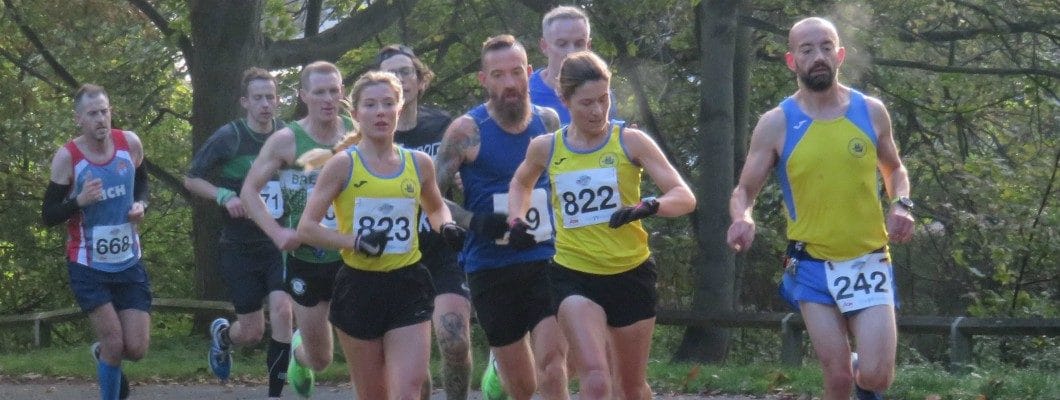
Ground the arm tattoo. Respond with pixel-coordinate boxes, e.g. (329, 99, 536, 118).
(435, 121, 480, 194)
(542, 109, 561, 132)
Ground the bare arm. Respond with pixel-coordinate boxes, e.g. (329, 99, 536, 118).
(540, 107, 561, 133)
(726, 107, 784, 252)
(122, 131, 147, 221)
(624, 128, 696, 216)
(435, 115, 479, 227)
(868, 96, 914, 243)
(241, 129, 298, 249)
(296, 152, 354, 250)
(415, 152, 454, 231)
(508, 135, 552, 223)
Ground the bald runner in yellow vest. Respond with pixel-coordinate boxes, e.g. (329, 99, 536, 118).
(726, 17, 914, 400)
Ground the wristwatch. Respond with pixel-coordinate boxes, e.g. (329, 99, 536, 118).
(891, 196, 914, 211)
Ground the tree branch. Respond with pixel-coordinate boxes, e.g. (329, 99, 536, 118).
(263, 0, 418, 68)
(142, 158, 191, 199)
(896, 19, 1060, 42)
(127, 0, 195, 59)
(2, 0, 78, 88)
(0, 47, 64, 92)
(873, 57, 1060, 79)
(304, 0, 323, 37)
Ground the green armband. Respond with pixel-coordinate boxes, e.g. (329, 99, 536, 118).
(216, 187, 237, 206)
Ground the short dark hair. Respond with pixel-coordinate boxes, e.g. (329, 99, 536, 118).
(375, 44, 436, 98)
(481, 34, 526, 60)
(559, 51, 611, 101)
(241, 67, 276, 97)
(73, 84, 108, 111)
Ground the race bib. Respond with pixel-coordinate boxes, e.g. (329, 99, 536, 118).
(824, 253, 894, 313)
(91, 223, 136, 264)
(492, 188, 553, 244)
(260, 180, 284, 219)
(554, 167, 620, 228)
(306, 187, 338, 230)
(353, 197, 416, 254)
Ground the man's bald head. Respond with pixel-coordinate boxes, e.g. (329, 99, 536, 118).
(788, 17, 840, 51)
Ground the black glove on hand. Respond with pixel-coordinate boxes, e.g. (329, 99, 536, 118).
(469, 212, 508, 240)
(608, 197, 660, 228)
(440, 222, 467, 251)
(354, 229, 389, 257)
(508, 218, 536, 249)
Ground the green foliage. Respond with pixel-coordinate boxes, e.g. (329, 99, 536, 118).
(0, 0, 1055, 371)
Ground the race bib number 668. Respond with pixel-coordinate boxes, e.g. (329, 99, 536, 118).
(824, 253, 894, 313)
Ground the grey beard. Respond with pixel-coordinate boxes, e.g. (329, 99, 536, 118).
(493, 101, 530, 126)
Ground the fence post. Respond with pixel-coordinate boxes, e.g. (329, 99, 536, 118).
(780, 312, 803, 366)
(948, 316, 972, 374)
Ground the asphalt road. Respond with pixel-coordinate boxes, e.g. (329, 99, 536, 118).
(0, 381, 776, 399)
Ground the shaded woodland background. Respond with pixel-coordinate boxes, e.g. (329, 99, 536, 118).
(0, 0, 1055, 368)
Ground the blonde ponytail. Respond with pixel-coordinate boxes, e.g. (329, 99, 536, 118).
(296, 99, 361, 171)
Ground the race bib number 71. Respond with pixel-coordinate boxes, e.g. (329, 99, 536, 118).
(824, 253, 894, 313)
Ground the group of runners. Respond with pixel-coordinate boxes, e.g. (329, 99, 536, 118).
(44, 5, 912, 400)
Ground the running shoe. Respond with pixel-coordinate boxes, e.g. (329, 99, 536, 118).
(851, 352, 884, 400)
(480, 351, 508, 400)
(91, 342, 130, 399)
(208, 317, 232, 381)
(287, 329, 315, 398)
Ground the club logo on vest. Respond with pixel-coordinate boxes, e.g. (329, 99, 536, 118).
(599, 153, 617, 167)
(848, 137, 869, 158)
(402, 178, 417, 197)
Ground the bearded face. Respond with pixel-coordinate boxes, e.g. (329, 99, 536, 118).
(486, 84, 530, 126)
(797, 60, 836, 92)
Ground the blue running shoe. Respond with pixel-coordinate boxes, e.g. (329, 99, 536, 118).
(209, 318, 232, 381)
(851, 352, 884, 400)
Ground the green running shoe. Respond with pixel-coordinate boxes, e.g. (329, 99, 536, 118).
(481, 351, 508, 400)
(287, 330, 315, 398)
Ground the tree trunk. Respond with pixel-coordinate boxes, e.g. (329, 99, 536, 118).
(731, 7, 754, 303)
(673, 0, 739, 363)
(187, 0, 266, 331)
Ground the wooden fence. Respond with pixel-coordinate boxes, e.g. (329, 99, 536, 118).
(0, 298, 232, 348)
(656, 310, 1060, 373)
(2, 299, 1058, 374)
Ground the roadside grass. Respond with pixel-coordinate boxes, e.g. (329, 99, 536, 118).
(1, 334, 1055, 399)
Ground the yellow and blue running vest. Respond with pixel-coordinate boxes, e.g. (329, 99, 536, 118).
(549, 122, 650, 275)
(777, 90, 889, 260)
(334, 145, 423, 272)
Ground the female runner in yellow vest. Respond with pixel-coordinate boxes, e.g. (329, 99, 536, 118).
(296, 71, 466, 400)
(508, 51, 696, 400)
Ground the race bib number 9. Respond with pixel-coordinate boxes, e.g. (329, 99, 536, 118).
(261, 180, 284, 219)
(554, 167, 619, 228)
(824, 253, 894, 313)
(306, 187, 338, 230)
(492, 188, 553, 244)
(353, 197, 416, 254)
(91, 223, 136, 264)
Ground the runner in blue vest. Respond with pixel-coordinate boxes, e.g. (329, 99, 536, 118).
(42, 84, 150, 400)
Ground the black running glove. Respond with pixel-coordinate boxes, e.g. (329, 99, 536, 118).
(440, 222, 467, 252)
(608, 197, 660, 228)
(508, 218, 536, 250)
(469, 212, 508, 240)
(354, 229, 389, 257)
